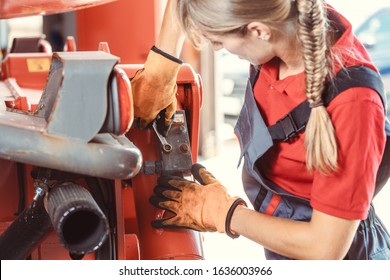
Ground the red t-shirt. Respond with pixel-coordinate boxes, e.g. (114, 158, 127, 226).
(253, 8, 386, 220)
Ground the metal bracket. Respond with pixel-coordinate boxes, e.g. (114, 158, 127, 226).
(143, 110, 192, 176)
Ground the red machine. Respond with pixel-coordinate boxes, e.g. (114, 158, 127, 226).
(0, 0, 204, 260)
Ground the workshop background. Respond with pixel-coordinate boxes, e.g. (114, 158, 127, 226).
(1, 0, 389, 260)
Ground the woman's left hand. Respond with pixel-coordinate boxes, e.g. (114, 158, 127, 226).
(150, 164, 246, 237)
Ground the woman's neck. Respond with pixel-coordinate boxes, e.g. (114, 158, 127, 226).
(273, 36, 304, 80)
(278, 59, 304, 80)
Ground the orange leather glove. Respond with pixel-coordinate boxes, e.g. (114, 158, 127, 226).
(131, 46, 182, 128)
(150, 164, 247, 238)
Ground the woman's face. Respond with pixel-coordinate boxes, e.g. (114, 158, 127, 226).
(204, 29, 276, 65)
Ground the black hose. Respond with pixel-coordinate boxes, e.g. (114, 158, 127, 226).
(0, 177, 110, 259)
(46, 182, 109, 255)
(86, 177, 117, 260)
(0, 187, 52, 260)
(16, 163, 27, 215)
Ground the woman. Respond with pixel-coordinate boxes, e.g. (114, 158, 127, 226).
(138, 0, 390, 259)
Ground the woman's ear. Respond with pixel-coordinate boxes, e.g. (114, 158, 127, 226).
(247, 22, 271, 41)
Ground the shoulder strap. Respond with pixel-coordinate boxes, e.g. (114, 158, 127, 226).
(249, 64, 261, 87)
(267, 66, 386, 142)
(324, 66, 386, 108)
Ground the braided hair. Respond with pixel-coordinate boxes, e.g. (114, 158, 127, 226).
(177, 0, 338, 174)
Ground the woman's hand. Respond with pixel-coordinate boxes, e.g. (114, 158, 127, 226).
(150, 164, 246, 238)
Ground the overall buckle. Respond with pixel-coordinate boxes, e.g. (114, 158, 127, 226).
(279, 113, 299, 142)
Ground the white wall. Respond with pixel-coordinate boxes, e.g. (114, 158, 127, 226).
(326, 0, 390, 28)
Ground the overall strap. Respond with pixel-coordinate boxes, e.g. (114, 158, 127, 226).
(267, 66, 385, 142)
(249, 64, 261, 87)
(250, 66, 387, 212)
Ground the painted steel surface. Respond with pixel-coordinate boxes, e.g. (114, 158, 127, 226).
(0, 0, 117, 19)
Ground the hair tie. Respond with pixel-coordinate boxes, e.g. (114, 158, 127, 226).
(309, 99, 324, 108)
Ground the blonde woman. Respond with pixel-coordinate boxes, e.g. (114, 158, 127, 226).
(139, 0, 390, 259)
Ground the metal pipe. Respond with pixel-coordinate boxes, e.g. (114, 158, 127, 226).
(0, 110, 142, 180)
(46, 182, 109, 255)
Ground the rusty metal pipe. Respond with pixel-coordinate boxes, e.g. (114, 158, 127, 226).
(47, 182, 109, 255)
(0, 110, 142, 180)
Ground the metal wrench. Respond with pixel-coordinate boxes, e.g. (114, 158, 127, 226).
(152, 121, 173, 153)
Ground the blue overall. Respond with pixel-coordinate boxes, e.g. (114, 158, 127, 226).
(234, 74, 390, 260)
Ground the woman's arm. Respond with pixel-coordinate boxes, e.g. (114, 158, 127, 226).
(156, 0, 185, 57)
(231, 206, 360, 260)
(131, 0, 186, 128)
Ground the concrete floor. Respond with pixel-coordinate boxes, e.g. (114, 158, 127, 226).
(199, 126, 390, 260)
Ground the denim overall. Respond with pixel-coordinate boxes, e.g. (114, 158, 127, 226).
(234, 70, 390, 260)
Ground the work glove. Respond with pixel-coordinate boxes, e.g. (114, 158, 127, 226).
(131, 45, 182, 129)
(150, 163, 247, 238)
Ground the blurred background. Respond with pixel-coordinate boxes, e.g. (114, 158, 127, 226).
(0, 0, 389, 260)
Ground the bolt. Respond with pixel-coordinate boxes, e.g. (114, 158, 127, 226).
(179, 125, 187, 133)
(163, 144, 173, 153)
(179, 143, 189, 153)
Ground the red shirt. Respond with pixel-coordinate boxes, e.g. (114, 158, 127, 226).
(253, 7, 386, 220)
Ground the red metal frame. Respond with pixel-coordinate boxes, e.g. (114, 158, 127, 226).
(0, 0, 117, 19)
(117, 64, 203, 259)
(76, 0, 163, 64)
(0, 40, 204, 260)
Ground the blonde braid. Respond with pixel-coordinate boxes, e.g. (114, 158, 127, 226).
(296, 0, 338, 174)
